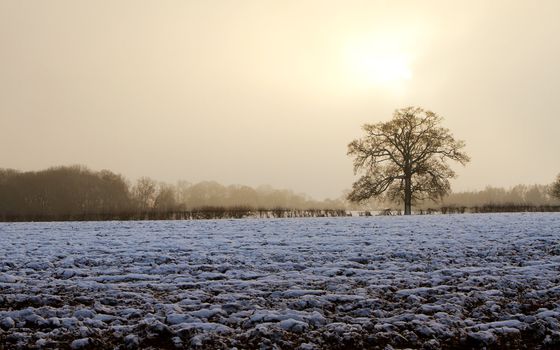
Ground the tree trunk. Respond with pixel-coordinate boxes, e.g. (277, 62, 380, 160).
(404, 176, 412, 215)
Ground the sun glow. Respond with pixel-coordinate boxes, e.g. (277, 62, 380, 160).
(344, 36, 414, 89)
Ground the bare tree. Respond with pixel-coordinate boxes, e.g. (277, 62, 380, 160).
(347, 107, 470, 215)
(552, 174, 560, 200)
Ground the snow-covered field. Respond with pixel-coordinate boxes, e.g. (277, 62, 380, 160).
(1, 214, 560, 349)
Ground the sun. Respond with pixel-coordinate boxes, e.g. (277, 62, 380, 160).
(343, 37, 413, 89)
(354, 53, 412, 84)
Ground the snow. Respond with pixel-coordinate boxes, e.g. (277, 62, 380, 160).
(0, 316, 14, 330)
(70, 338, 90, 349)
(0, 213, 559, 348)
(0, 273, 18, 283)
(279, 318, 309, 332)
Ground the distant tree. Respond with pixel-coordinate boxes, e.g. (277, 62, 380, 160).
(226, 185, 259, 208)
(347, 107, 470, 215)
(552, 174, 560, 200)
(132, 177, 157, 211)
(96, 170, 133, 213)
(183, 181, 227, 208)
(154, 184, 177, 212)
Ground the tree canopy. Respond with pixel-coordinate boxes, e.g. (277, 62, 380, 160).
(347, 107, 470, 214)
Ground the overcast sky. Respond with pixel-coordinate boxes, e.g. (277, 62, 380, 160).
(1, 1, 559, 199)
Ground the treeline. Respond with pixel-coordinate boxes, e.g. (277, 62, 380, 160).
(0, 166, 345, 221)
(350, 185, 560, 214)
(2, 165, 558, 221)
(440, 185, 559, 207)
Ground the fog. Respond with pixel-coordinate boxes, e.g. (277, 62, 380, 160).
(1, 1, 559, 199)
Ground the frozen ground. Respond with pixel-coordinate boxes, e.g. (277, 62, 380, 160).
(1, 213, 560, 349)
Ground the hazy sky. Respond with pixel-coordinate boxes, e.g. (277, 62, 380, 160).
(1, 1, 559, 199)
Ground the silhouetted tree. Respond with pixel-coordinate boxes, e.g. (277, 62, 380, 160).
(347, 107, 470, 215)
